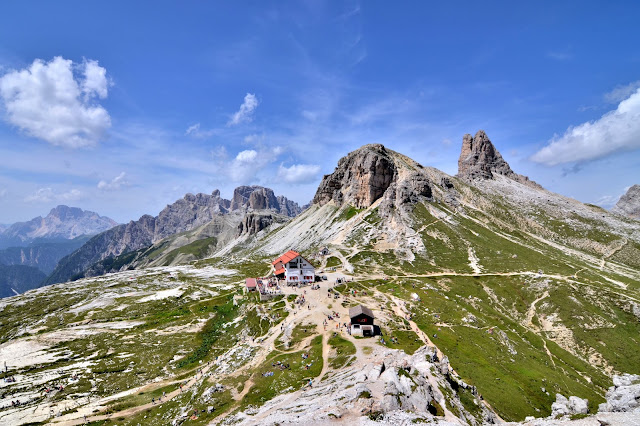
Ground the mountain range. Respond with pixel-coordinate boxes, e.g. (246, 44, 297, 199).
(45, 186, 303, 285)
(0, 132, 639, 425)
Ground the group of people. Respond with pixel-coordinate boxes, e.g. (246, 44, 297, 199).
(272, 360, 290, 370)
(43, 385, 64, 394)
(257, 277, 282, 296)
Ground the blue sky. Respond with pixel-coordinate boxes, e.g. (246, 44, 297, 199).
(0, 1, 639, 223)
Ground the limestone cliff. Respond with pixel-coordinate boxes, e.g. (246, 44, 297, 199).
(313, 144, 413, 209)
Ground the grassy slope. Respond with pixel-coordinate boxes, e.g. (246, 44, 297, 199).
(340, 192, 640, 421)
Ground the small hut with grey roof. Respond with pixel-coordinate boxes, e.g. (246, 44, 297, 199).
(349, 305, 375, 337)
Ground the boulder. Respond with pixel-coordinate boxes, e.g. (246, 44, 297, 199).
(599, 374, 640, 413)
(552, 394, 570, 416)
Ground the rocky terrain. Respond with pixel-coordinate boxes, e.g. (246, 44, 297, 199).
(612, 184, 640, 219)
(0, 134, 639, 425)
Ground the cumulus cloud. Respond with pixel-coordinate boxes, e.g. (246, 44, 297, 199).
(25, 187, 84, 203)
(235, 149, 258, 163)
(228, 93, 258, 126)
(0, 56, 111, 147)
(212, 146, 283, 183)
(276, 164, 321, 184)
(98, 172, 129, 191)
(531, 88, 640, 165)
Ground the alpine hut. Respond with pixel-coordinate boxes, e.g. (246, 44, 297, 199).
(272, 250, 315, 285)
(349, 305, 375, 336)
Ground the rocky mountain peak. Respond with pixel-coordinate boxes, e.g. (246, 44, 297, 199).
(457, 130, 542, 189)
(48, 205, 85, 221)
(231, 186, 303, 216)
(312, 144, 398, 208)
(0, 206, 117, 244)
(612, 184, 640, 219)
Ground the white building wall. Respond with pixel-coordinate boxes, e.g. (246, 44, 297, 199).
(284, 256, 315, 283)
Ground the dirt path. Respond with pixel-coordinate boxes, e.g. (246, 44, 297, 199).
(600, 238, 628, 269)
(52, 359, 214, 425)
(249, 333, 331, 423)
(525, 290, 549, 329)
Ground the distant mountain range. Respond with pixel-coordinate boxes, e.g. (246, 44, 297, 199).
(0, 206, 117, 297)
(0, 205, 117, 249)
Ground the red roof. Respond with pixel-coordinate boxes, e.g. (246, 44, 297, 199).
(274, 268, 285, 276)
(245, 278, 257, 288)
(272, 250, 300, 266)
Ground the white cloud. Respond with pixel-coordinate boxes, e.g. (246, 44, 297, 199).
(185, 123, 200, 135)
(531, 88, 640, 165)
(228, 93, 259, 126)
(25, 187, 84, 203)
(0, 56, 111, 147)
(185, 123, 216, 139)
(244, 133, 263, 144)
(98, 172, 129, 191)
(82, 59, 109, 99)
(604, 80, 640, 103)
(210, 146, 283, 183)
(276, 164, 321, 184)
(235, 149, 258, 162)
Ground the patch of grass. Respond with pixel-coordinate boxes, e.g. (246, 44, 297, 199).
(276, 322, 316, 350)
(328, 334, 356, 369)
(427, 400, 445, 416)
(406, 275, 610, 421)
(242, 335, 324, 408)
(326, 256, 341, 268)
(161, 237, 219, 265)
(337, 205, 364, 221)
(357, 390, 371, 399)
(176, 295, 239, 368)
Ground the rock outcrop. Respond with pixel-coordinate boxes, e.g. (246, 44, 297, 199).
(312, 143, 438, 216)
(599, 374, 640, 413)
(231, 186, 303, 217)
(230, 345, 495, 425)
(154, 190, 231, 240)
(551, 394, 589, 417)
(313, 144, 397, 208)
(457, 130, 542, 189)
(237, 212, 276, 236)
(612, 185, 640, 220)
